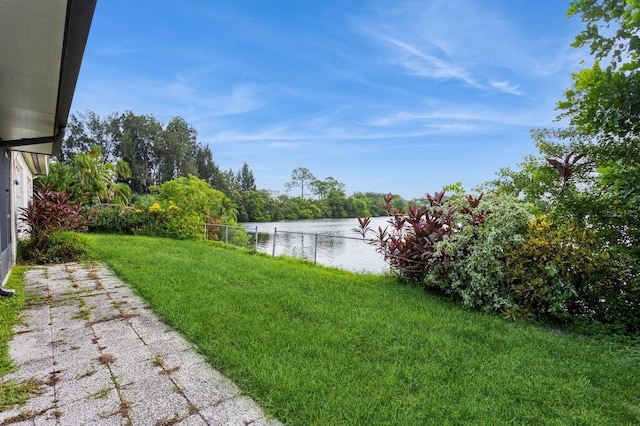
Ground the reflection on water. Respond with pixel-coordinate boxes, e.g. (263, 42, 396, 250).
(242, 217, 391, 274)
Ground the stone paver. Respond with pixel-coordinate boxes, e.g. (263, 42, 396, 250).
(1, 263, 281, 426)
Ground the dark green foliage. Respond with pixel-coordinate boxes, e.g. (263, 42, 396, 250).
(427, 194, 534, 314)
(61, 111, 223, 194)
(87, 205, 142, 234)
(17, 231, 89, 264)
(503, 217, 602, 320)
(61, 117, 411, 222)
(576, 263, 640, 333)
(235, 162, 256, 191)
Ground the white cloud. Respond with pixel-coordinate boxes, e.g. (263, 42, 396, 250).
(490, 80, 523, 95)
(381, 37, 480, 87)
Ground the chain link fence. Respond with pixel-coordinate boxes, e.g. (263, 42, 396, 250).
(204, 223, 389, 274)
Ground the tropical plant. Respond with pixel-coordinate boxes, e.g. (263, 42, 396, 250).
(17, 182, 88, 263)
(19, 182, 86, 248)
(72, 145, 132, 205)
(355, 191, 460, 282)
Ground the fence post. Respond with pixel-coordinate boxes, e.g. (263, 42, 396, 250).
(203, 224, 207, 240)
(272, 228, 277, 258)
(254, 226, 258, 252)
(225, 225, 229, 244)
(314, 234, 318, 264)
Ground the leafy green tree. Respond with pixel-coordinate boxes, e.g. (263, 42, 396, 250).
(326, 188, 349, 218)
(155, 175, 237, 224)
(557, 0, 640, 261)
(236, 162, 256, 191)
(235, 190, 273, 221)
(345, 195, 370, 217)
(311, 176, 344, 200)
(113, 111, 162, 193)
(285, 167, 315, 200)
(482, 129, 592, 219)
(154, 117, 198, 183)
(60, 111, 120, 163)
(194, 145, 216, 183)
(476, 1, 640, 331)
(37, 159, 78, 197)
(62, 110, 227, 195)
(560, 0, 640, 160)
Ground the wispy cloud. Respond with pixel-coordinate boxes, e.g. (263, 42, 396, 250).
(352, 0, 578, 94)
(164, 80, 264, 119)
(364, 107, 536, 129)
(381, 37, 480, 87)
(490, 81, 523, 95)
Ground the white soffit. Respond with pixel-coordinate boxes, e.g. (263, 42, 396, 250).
(0, 0, 67, 141)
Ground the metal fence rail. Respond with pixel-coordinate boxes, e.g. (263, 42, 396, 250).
(203, 223, 388, 275)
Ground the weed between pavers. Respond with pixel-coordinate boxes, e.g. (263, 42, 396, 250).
(161, 365, 180, 375)
(75, 369, 96, 379)
(97, 354, 116, 365)
(72, 308, 92, 320)
(0, 378, 44, 411)
(2, 410, 36, 424)
(152, 355, 165, 368)
(90, 385, 111, 400)
(87, 311, 139, 327)
(46, 371, 62, 387)
(119, 400, 133, 417)
(152, 355, 181, 376)
(154, 412, 182, 426)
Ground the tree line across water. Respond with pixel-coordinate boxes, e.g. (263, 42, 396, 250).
(50, 110, 412, 222)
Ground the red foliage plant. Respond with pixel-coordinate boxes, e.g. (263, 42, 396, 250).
(20, 182, 86, 247)
(356, 192, 485, 282)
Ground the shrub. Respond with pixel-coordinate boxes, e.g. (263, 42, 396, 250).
(17, 231, 89, 264)
(19, 182, 86, 248)
(144, 175, 238, 240)
(357, 188, 639, 334)
(571, 260, 640, 334)
(427, 194, 534, 313)
(87, 204, 143, 234)
(18, 182, 88, 263)
(356, 192, 457, 282)
(503, 217, 602, 320)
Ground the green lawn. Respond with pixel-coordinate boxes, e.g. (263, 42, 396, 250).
(0, 266, 40, 410)
(81, 234, 640, 424)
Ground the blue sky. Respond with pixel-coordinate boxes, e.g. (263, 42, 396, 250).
(71, 0, 586, 200)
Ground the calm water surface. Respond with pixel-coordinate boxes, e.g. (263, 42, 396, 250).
(242, 217, 392, 274)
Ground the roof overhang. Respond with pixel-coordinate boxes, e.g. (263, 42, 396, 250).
(0, 0, 96, 156)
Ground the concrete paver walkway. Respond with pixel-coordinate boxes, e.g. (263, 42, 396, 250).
(1, 263, 281, 426)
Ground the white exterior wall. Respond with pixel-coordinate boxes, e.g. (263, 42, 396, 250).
(12, 152, 34, 241)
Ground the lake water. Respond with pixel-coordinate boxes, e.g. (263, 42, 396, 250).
(241, 217, 392, 274)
